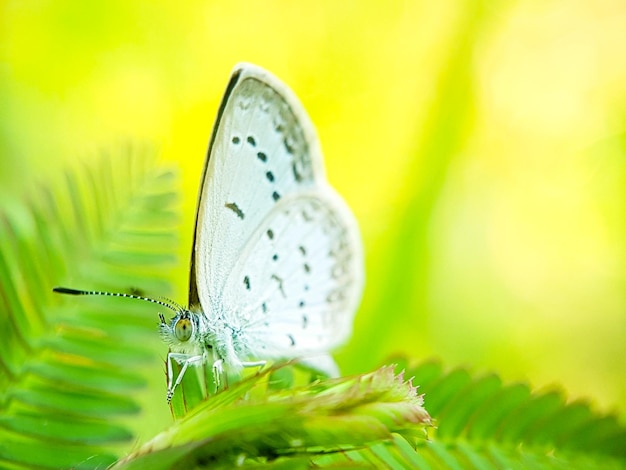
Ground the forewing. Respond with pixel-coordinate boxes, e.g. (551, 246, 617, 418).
(190, 64, 324, 310)
(221, 191, 364, 357)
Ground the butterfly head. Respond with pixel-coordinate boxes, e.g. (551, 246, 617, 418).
(158, 309, 207, 355)
(174, 313, 193, 342)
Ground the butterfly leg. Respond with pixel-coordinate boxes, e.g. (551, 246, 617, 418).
(210, 360, 266, 389)
(212, 358, 224, 388)
(167, 352, 204, 403)
(242, 360, 267, 369)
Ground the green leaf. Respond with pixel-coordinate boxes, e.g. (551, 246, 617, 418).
(113, 365, 432, 469)
(0, 147, 179, 468)
(405, 358, 626, 469)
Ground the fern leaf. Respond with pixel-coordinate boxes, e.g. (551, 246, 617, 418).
(114, 365, 432, 469)
(407, 359, 626, 469)
(0, 147, 179, 469)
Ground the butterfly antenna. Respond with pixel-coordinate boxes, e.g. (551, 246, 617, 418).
(53, 287, 185, 315)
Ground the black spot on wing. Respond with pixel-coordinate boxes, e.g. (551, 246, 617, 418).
(262, 302, 267, 313)
(299, 245, 306, 256)
(243, 275, 251, 291)
(287, 334, 296, 347)
(304, 263, 311, 274)
(257, 152, 267, 162)
(302, 315, 308, 329)
(247, 135, 256, 146)
(225, 202, 245, 219)
(283, 137, 295, 155)
(292, 162, 303, 182)
(272, 254, 278, 261)
(232, 136, 241, 144)
(267, 229, 274, 240)
(272, 191, 281, 202)
(266, 171, 275, 182)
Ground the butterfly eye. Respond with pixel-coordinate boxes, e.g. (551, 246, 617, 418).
(174, 318, 193, 342)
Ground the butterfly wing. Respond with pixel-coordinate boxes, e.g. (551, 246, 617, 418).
(190, 63, 364, 373)
(220, 191, 363, 362)
(189, 63, 323, 310)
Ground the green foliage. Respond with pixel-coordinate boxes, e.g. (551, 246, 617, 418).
(115, 365, 431, 469)
(1, 153, 625, 469)
(407, 359, 626, 469)
(0, 147, 178, 469)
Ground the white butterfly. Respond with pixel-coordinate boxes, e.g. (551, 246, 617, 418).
(55, 63, 364, 402)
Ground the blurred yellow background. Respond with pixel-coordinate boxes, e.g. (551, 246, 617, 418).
(1, 0, 624, 426)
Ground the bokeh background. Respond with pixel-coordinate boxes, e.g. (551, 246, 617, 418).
(1, 0, 625, 437)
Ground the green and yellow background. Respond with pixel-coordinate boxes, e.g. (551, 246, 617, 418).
(1, 0, 624, 438)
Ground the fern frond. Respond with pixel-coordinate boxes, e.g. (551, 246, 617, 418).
(407, 359, 626, 469)
(114, 365, 432, 469)
(131, 359, 626, 469)
(0, 147, 179, 469)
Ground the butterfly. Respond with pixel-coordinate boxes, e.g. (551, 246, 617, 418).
(55, 63, 364, 402)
